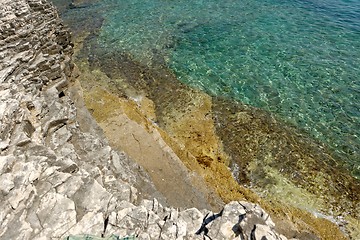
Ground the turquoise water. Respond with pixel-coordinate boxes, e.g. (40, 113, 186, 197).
(58, 0, 360, 176)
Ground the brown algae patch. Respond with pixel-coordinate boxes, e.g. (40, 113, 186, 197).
(75, 62, 245, 209)
(212, 98, 360, 219)
(81, 85, 225, 210)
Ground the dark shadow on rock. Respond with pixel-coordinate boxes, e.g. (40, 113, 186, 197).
(196, 209, 224, 239)
(232, 214, 246, 240)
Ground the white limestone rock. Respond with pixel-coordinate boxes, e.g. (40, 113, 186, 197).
(0, 173, 15, 194)
(36, 192, 77, 237)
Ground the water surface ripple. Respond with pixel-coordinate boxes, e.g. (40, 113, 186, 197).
(58, 0, 360, 177)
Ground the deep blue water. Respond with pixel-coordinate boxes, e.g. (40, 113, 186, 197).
(60, 0, 360, 177)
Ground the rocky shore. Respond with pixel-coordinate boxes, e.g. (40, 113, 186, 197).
(0, 0, 293, 239)
(0, 0, 358, 239)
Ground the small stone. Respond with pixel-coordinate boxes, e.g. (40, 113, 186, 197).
(0, 173, 15, 195)
(0, 155, 14, 174)
(0, 140, 10, 151)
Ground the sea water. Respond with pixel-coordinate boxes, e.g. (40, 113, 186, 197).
(58, 0, 360, 177)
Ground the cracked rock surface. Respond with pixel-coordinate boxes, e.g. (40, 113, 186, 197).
(0, 0, 288, 239)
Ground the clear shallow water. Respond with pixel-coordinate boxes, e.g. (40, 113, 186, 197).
(59, 0, 360, 176)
